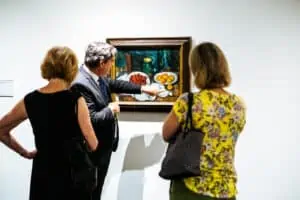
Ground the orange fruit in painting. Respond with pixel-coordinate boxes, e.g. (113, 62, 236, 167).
(167, 84, 173, 90)
(158, 75, 163, 81)
(167, 77, 174, 83)
(160, 78, 167, 84)
(156, 73, 175, 85)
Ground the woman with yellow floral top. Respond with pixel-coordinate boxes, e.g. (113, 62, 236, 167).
(162, 42, 246, 200)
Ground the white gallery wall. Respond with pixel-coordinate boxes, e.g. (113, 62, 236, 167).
(0, 0, 299, 199)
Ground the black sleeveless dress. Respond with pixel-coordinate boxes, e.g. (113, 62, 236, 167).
(24, 90, 90, 200)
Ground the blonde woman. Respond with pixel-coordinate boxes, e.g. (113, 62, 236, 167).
(0, 46, 98, 200)
(163, 42, 246, 200)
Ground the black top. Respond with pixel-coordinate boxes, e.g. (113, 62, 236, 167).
(24, 90, 89, 200)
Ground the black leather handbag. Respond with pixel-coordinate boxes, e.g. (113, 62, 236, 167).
(64, 99, 98, 192)
(159, 93, 204, 180)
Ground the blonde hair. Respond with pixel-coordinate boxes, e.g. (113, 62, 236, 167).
(41, 46, 78, 84)
(189, 42, 231, 89)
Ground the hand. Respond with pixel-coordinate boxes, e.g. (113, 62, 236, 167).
(141, 85, 160, 96)
(20, 149, 37, 159)
(108, 102, 120, 115)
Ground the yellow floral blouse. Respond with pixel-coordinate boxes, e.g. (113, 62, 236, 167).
(172, 90, 246, 198)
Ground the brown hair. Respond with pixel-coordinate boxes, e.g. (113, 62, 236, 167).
(41, 46, 78, 84)
(189, 42, 231, 89)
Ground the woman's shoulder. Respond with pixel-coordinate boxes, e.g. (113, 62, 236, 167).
(233, 95, 247, 110)
(220, 90, 247, 110)
(24, 89, 40, 102)
(177, 92, 189, 101)
(69, 89, 82, 100)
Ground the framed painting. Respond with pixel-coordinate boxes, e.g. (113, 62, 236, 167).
(106, 37, 191, 112)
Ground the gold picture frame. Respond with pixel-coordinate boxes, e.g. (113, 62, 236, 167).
(107, 37, 191, 112)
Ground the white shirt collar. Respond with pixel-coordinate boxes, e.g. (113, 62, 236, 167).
(83, 64, 99, 83)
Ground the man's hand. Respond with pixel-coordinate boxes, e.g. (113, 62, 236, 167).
(108, 102, 120, 114)
(141, 85, 160, 96)
(20, 149, 37, 159)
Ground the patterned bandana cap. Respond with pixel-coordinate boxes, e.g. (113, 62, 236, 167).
(84, 41, 117, 64)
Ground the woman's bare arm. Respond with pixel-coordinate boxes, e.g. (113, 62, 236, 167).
(77, 97, 98, 151)
(162, 111, 180, 142)
(0, 99, 36, 159)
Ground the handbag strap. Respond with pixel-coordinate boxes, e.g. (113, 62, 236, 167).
(184, 92, 194, 131)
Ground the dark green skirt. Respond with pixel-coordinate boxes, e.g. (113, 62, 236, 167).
(169, 180, 236, 200)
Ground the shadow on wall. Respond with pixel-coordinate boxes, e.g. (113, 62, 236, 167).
(117, 133, 166, 200)
(119, 112, 166, 122)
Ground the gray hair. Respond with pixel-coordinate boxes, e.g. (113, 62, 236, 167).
(84, 41, 117, 69)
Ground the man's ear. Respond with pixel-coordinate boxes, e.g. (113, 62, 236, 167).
(98, 61, 105, 69)
(99, 60, 104, 67)
(95, 63, 102, 74)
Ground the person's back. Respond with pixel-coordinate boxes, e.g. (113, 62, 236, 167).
(24, 90, 84, 199)
(172, 89, 246, 198)
(24, 90, 80, 162)
(25, 90, 79, 145)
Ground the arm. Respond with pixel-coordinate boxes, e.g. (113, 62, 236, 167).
(77, 97, 98, 151)
(162, 111, 180, 142)
(108, 79, 159, 96)
(71, 84, 115, 126)
(237, 96, 247, 132)
(162, 93, 188, 142)
(0, 99, 36, 159)
(108, 79, 141, 94)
